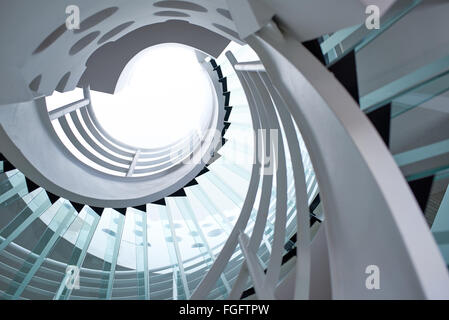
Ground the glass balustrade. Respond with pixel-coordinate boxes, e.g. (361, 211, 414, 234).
(320, 0, 421, 66)
(0, 52, 320, 300)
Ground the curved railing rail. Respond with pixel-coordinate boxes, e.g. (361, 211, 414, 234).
(47, 66, 220, 178)
(191, 49, 317, 299)
(190, 7, 449, 298)
(0, 51, 319, 300)
(0, 166, 315, 300)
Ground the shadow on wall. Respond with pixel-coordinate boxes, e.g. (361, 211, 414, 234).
(77, 20, 231, 94)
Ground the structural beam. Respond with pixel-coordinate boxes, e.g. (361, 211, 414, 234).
(127, 149, 141, 177)
(48, 99, 90, 120)
(235, 61, 266, 72)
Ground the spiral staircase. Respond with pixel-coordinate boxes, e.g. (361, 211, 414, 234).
(1, 0, 449, 300)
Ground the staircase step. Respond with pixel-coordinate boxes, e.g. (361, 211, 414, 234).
(366, 103, 391, 147)
(328, 50, 359, 103)
(408, 175, 434, 212)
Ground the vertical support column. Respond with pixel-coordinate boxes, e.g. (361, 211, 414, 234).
(54, 207, 101, 300)
(172, 267, 178, 300)
(83, 85, 91, 102)
(142, 207, 150, 300)
(156, 204, 180, 300)
(105, 210, 126, 300)
(165, 202, 190, 299)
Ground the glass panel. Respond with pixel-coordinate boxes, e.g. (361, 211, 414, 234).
(205, 170, 247, 206)
(187, 186, 233, 234)
(146, 205, 172, 270)
(164, 198, 191, 299)
(212, 158, 251, 183)
(80, 209, 125, 299)
(229, 88, 249, 106)
(206, 275, 230, 300)
(321, 0, 421, 66)
(54, 206, 100, 300)
(391, 72, 449, 118)
(2, 199, 76, 299)
(174, 197, 230, 296)
(196, 175, 241, 219)
(0, 189, 51, 251)
(360, 53, 449, 113)
(156, 204, 184, 299)
(112, 209, 137, 300)
(132, 208, 149, 300)
(227, 105, 251, 123)
(0, 171, 27, 206)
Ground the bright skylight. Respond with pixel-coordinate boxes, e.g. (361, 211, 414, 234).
(90, 43, 215, 149)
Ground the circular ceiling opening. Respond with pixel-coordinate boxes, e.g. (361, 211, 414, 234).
(90, 43, 215, 149)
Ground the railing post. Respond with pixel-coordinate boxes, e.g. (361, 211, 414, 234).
(127, 149, 141, 177)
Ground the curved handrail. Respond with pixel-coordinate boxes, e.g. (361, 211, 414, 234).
(191, 52, 264, 299)
(246, 21, 449, 299)
(50, 86, 216, 177)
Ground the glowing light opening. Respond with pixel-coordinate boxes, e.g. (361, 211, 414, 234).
(90, 43, 215, 149)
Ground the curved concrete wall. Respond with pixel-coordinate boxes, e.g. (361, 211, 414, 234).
(0, 0, 241, 105)
(0, 89, 220, 208)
